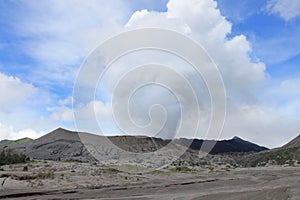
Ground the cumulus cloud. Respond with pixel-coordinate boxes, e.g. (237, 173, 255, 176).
(2, 0, 299, 148)
(0, 0, 129, 139)
(265, 0, 300, 21)
(88, 49, 213, 139)
(0, 72, 56, 139)
(82, 0, 298, 148)
(126, 0, 266, 103)
(0, 72, 36, 112)
(91, 0, 266, 140)
(0, 123, 44, 140)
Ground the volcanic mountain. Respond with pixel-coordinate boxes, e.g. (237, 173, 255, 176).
(174, 136, 268, 154)
(3, 128, 268, 167)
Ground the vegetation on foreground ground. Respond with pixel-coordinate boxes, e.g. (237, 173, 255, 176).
(0, 149, 29, 166)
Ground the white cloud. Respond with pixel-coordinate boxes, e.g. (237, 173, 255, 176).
(1, 0, 299, 148)
(91, 50, 213, 139)
(51, 106, 74, 122)
(72, 101, 114, 134)
(223, 105, 300, 148)
(0, 0, 128, 139)
(85, 0, 297, 148)
(58, 96, 73, 106)
(108, 0, 266, 137)
(262, 78, 300, 118)
(11, 0, 128, 85)
(125, 0, 266, 103)
(51, 100, 113, 136)
(280, 78, 300, 95)
(0, 72, 36, 112)
(0, 123, 44, 140)
(0, 0, 131, 139)
(266, 0, 300, 21)
(51, 96, 75, 122)
(0, 72, 58, 138)
(52, 100, 112, 123)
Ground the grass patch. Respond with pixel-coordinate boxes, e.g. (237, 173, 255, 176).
(91, 168, 120, 176)
(170, 166, 192, 172)
(116, 164, 147, 172)
(62, 159, 84, 163)
(37, 170, 55, 179)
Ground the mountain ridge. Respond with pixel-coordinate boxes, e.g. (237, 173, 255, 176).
(2, 128, 270, 166)
(174, 136, 268, 154)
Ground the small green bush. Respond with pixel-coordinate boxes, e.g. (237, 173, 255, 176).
(0, 149, 29, 166)
(37, 170, 55, 179)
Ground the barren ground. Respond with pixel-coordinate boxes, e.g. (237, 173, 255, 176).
(0, 161, 299, 200)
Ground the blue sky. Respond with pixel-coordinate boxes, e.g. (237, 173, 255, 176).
(217, 0, 300, 77)
(0, 0, 299, 148)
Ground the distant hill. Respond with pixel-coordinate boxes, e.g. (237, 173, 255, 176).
(3, 128, 268, 167)
(238, 135, 300, 167)
(5, 128, 97, 162)
(5, 128, 190, 165)
(0, 137, 32, 148)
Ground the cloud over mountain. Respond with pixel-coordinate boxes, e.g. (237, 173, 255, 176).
(0, 0, 299, 148)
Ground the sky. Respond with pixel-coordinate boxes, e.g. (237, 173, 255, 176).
(0, 0, 299, 148)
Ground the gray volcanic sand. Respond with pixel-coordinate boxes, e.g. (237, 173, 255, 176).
(0, 161, 299, 200)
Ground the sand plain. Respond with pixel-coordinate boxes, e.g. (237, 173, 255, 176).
(0, 161, 299, 200)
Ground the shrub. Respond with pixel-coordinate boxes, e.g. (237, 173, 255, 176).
(37, 170, 55, 179)
(170, 166, 192, 172)
(0, 149, 29, 166)
(23, 166, 29, 171)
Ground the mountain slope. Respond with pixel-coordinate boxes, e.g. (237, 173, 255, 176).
(239, 135, 300, 167)
(6, 128, 97, 162)
(0, 137, 33, 148)
(282, 134, 300, 148)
